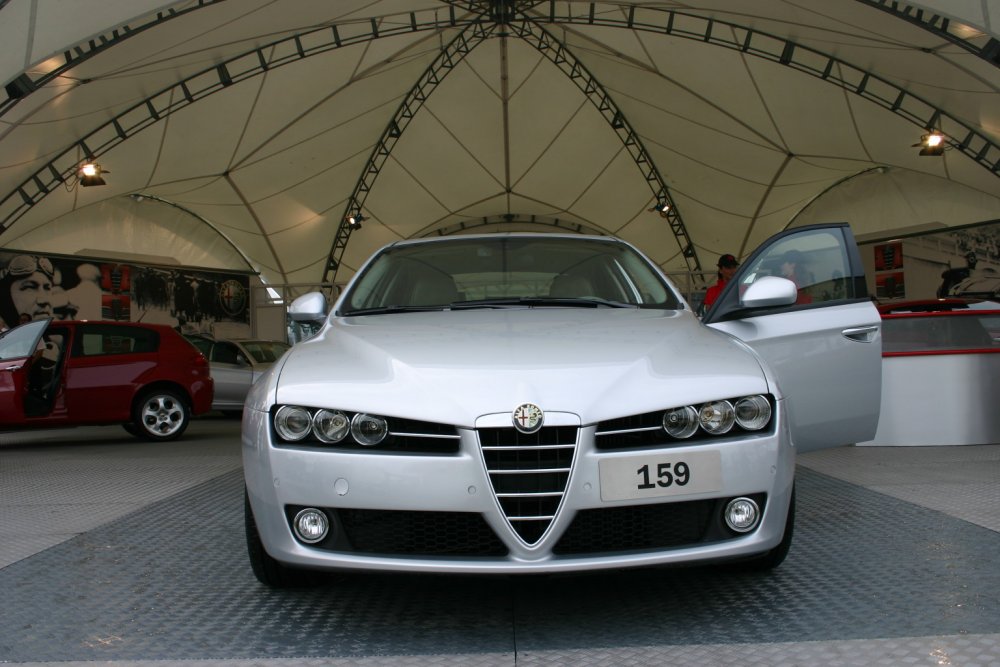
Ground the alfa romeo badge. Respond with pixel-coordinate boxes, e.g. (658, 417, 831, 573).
(512, 403, 544, 434)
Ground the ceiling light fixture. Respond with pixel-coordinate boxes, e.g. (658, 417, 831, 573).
(914, 131, 946, 156)
(78, 161, 108, 186)
(649, 202, 671, 217)
(346, 213, 364, 230)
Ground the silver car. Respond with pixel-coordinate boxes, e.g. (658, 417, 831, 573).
(243, 226, 881, 586)
(186, 336, 290, 414)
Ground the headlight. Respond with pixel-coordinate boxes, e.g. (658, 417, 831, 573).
(699, 400, 735, 434)
(645, 395, 773, 445)
(313, 409, 350, 443)
(734, 395, 772, 431)
(663, 405, 699, 438)
(352, 413, 388, 446)
(274, 405, 312, 441)
(273, 405, 392, 447)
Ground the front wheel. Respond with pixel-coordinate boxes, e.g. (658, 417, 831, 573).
(729, 488, 795, 572)
(245, 488, 316, 588)
(131, 389, 190, 441)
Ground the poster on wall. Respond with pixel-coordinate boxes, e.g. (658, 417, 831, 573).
(931, 226, 999, 298)
(0, 250, 250, 334)
(861, 220, 1000, 302)
(874, 242, 903, 271)
(875, 271, 906, 300)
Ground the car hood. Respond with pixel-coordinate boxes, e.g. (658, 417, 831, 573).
(270, 309, 770, 426)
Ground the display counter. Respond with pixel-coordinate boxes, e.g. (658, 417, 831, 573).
(859, 305, 1000, 446)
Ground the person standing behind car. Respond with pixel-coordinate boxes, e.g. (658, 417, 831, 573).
(780, 250, 813, 304)
(703, 253, 739, 309)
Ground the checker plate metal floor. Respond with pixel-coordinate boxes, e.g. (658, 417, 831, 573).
(2, 464, 999, 664)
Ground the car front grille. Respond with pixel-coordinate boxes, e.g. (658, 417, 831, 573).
(477, 425, 578, 545)
(554, 499, 716, 554)
(330, 508, 508, 556)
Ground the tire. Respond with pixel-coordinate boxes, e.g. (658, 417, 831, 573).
(131, 389, 190, 441)
(244, 488, 316, 588)
(121, 422, 139, 436)
(730, 488, 795, 572)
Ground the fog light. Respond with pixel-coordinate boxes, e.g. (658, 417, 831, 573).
(725, 497, 760, 533)
(293, 508, 329, 543)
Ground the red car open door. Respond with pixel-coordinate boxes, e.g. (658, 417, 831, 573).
(0, 319, 49, 426)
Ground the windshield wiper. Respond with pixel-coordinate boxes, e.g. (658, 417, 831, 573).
(343, 305, 448, 316)
(449, 297, 635, 309)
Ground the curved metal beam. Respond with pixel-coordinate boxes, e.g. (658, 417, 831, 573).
(126, 193, 257, 271)
(783, 166, 891, 231)
(2, 0, 229, 117)
(3, 1, 998, 281)
(323, 5, 701, 282)
(323, 20, 499, 283)
(0, 8, 482, 234)
(853, 0, 1000, 67)
(523, 3, 1000, 176)
(509, 18, 701, 272)
(425, 214, 606, 237)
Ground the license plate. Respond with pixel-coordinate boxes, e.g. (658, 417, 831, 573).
(599, 450, 722, 502)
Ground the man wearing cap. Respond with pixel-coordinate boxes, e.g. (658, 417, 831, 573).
(703, 253, 739, 309)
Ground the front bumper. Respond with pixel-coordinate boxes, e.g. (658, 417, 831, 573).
(242, 405, 795, 574)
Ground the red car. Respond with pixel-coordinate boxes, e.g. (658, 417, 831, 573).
(0, 318, 213, 440)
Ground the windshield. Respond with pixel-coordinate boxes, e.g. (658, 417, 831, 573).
(341, 236, 680, 314)
(241, 341, 291, 363)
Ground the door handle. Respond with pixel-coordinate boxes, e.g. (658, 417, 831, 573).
(842, 325, 879, 343)
(2, 364, 23, 371)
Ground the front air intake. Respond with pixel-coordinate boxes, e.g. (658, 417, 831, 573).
(478, 426, 578, 544)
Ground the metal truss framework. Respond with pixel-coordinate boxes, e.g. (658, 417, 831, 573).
(854, 0, 1000, 66)
(1, 0, 228, 118)
(0, 7, 481, 234)
(510, 18, 698, 271)
(428, 214, 606, 237)
(325, 9, 699, 283)
(532, 3, 1000, 176)
(324, 21, 499, 282)
(1, 1, 997, 282)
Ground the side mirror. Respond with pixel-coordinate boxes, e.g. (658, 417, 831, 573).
(740, 276, 798, 309)
(288, 291, 328, 322)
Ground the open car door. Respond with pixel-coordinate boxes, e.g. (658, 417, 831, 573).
(0, 319, 49, 426)
(703, 223, 881, 452)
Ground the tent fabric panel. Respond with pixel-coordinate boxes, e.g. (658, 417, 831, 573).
(6, 197, 251, 270)
(512, 105, 626, 212)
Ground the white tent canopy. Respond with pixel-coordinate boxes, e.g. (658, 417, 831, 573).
(1, 0, 998, 291)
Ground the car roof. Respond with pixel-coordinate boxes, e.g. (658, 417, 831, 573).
(385, 232, 616, 249)
(45, 319, 177, 331)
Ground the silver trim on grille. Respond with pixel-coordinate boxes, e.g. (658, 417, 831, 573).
(478, 428, 578, 545)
